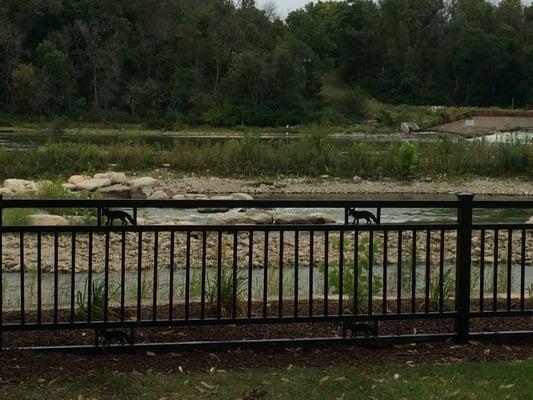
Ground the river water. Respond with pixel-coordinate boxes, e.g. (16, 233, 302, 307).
(3, 263, 532, 311)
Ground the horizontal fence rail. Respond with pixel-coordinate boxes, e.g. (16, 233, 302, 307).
(0, 194, 532, 352)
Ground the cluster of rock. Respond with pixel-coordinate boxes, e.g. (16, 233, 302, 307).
(65, 173, 160, 199)
(0, 173, 340, 227)
(0, 179, 40, 196)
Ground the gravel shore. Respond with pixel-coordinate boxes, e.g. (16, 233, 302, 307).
(165, 176, 533, 197)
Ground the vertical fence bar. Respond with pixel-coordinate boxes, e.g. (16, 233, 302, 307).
(19, 232, 24, 325)
(248, 230, 253, 319)
(338, 230, 344, 317)
(263, 231, 268, 318)
(493, 229, 499, 312)
(169, 231, 175, 321)
(397, 231, 403, 314)
(54, 233, 59, 324)
(279, 231, 284, 318)
(480, 229, 485, 312)
(217, 231, 222, 319)
(37, 232, 42, 324)
(120, 231, 126, 321)
(0, 203, 2, 346)
(153, 232, 159, 321)
(309, 231, 314, 317)
(324, 230, 329, 317)
(424, 230, 431, 314)
(382, 230, 388, 315)
(185, 231, 191, 320)
(137, 231, 143, 321)
(104, 231, 109, 322)
(455, 193, 474, 345)
(506, 229, 512, 311)
(0, 198, 2, 348)
(294, 230, 299, 318)
(411, 230, 417, 314)
(521, 228, 526, 311)
(368, 230, 374, 316)
(201, 231, 207, 320)
(87, 232, 93, 323)
(232, 232, 238, 320)
(70, 232, 76, 323)
(439, 229, 445, 313)
(353, 230, 359, 315)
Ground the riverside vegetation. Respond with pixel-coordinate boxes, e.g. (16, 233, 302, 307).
(0, 136, 532, 181)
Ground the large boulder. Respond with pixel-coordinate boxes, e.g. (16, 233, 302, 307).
(67, 175, 91, 185)
(3, 179, 38, 194)
(130, 186, 153, 200)
(0, 187, 13, 198)
(528, 217, 533, 224)
(94, 172, 127, 185)
(184, 194, 208, 199)
(75, 178, 112, 192)
(307, 212, 336, 224)
(275, 212, 309, 225)
(28, 214, 70, 226)
(209, 213, 254, 225)
(245, 210, 274, 224)
(129, 177, 157, 188)
(96, 184, 131, 199)
(147, 190, 169, 200)
(231, 193, 254, 201)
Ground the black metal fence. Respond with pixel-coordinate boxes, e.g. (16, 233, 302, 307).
(0, 194, 532, 352)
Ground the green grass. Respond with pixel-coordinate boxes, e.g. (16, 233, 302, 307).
(0, 136, 532, 181)
(1, 360, 532, 399)
(2, 207, 36, 226)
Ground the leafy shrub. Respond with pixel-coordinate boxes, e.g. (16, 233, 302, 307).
(375, 109, 398, 127)
(394, 142, 418, 179)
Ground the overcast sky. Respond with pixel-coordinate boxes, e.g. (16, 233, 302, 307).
(264, 0, 532, 18)
(263, 0, 335, 18)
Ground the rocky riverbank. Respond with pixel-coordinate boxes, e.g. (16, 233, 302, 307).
(1, 173, 532, 199)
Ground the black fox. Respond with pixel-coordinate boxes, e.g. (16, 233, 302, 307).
(348, 208, 378, 225)
(97, 328, 134, 346)
(342, 321, 378, 338)
(102, 208, 136, 226)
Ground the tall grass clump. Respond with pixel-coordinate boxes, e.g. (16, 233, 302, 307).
(2, 208, 36, 226)
(0, 138, 532, 180)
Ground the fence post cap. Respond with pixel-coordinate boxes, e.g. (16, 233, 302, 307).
(456, 192, 475, 200)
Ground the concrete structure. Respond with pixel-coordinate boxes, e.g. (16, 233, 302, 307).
(435, 111, 533, 134)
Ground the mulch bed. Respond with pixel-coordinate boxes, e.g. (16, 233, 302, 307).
(1, 299, 532, 385)
(2, 340, 533, 385)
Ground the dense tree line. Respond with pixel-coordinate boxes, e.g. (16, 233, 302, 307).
(0, 0, 531, 127)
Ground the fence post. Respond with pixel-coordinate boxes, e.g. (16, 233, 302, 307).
(0, 194, 3, 351)
(455, 192, 474, 344)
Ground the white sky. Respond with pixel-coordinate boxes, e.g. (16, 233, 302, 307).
(264, 0, 336, 17)
(264, 0, 533, 18)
